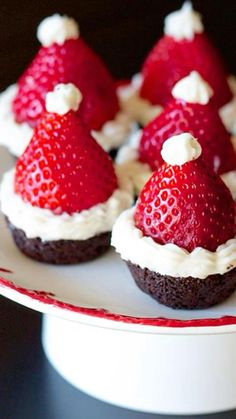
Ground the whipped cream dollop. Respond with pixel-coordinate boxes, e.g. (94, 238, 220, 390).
(0, 84, 33, 156)
(221, 170, 236, 200)
(116, 129, 142, 164)
(92, 113, 136, 152)
(0, 170, 133, 241)
(164, 1, 204, 41)
(46, 83, 82, 115)
(37, 14, 79, 47)
(220, 98, 236, 135)
(117, 74, 163, 126)
(116, 129, 152, 193)
(172, 71, 213, 105)
(220, 75, 236, 134)
(161, 133, 202, 166)
(112, 208, 236, 279)
(116, 161, 152, 196)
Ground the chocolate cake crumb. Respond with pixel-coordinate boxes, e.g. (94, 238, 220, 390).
(127, 261, 236, 309)
(7, 220, 111, 264)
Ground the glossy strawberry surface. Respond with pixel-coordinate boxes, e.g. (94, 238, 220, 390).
(12, 38, 119, 130)
(134, 161, 236, 252)
(139, 99, 236, 175)
(15, 111, 118, 214)
(140, 33, 232, 109)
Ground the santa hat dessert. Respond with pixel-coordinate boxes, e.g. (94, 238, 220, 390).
(0, 83, 133, 264)
(0, 14, 133, 157)
(118, 2, 234, 127)
(112, 134, 236, 309)
(116, 72, 236, 197)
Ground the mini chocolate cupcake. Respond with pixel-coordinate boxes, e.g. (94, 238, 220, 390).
(112, 133, 236, 309)
(0, 83, 133, 264)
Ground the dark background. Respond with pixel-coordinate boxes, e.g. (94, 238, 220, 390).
(0, 0, 236, 90)
(1, 1, 236, 418)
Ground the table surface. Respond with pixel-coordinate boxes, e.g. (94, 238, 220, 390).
(1, 297, 236, 419)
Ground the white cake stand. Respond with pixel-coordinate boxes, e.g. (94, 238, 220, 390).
(1, 147, 236, 415)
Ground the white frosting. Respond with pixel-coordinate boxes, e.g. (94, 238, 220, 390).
(164, 1, 204, 41)
(220, 98, 236, 135)
(116, 161, 152, 196)
(0, 84, 33, 156)
(116, 129, 142, 164)
(37, 14, 79, 47)
(221, 170, 236, 200)
(112, 208, 236, 279)
(172, 71, 213, 105)
(117, 74, 163, 126)
(0, 170, 133, 241)
(46, 83, 82, 115)
(91, 112, 136, 152)
(161, 133, 202, 165)
(219, 76, 236, 135)
(115, 129, 152, 193)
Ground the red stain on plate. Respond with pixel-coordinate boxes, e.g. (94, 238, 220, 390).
(0, 273, 236, 328)
(0, 267, 13, 273)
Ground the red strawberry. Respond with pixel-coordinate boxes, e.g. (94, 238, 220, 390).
(139, 99, 236, 175)
(134, 155, 236, 253)
(140, 33, 232, 109)
(14, 110, 118, 215)
(12, 37, 119, 130)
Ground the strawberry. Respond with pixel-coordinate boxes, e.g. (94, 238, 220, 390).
(12, 38, 119, 130)
(139, 99, 236, 175)
(14, 110, 118, 215)
(134, 158, 236, 253)
(140, 33, 232, 109)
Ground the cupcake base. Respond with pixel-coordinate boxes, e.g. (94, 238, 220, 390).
(7, 220, 111, 264)
(127, 261, 236, 309)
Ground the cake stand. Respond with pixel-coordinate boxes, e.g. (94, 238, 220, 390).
(1, 147, 236, 415)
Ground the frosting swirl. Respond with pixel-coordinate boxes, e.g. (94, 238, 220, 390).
(112, 208, 236, 279)
(1, 170, 133, 241)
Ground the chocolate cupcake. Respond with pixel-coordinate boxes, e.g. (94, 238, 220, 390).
(7, 219, 111, 264)
(1, 83, 133, 264)
(112, 133, 236, 309)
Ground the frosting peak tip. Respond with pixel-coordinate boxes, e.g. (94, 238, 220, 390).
(164, 1, 203, 41)
(46, 83, 82, 115)
(37, 14, 79, 47)
(172, 71, 213, 104)
(161, 133, 202, 166)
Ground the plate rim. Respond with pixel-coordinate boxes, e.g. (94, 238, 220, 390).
(1, 273, 236, 332)
(2, 147, 236, 335)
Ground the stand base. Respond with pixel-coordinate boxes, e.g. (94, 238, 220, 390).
(42, 314, 236, 415)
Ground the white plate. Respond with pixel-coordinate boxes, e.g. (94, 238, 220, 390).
(1, 146, 236, 334)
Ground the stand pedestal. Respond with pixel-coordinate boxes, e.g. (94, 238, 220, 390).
(42, 314, 236, 415)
